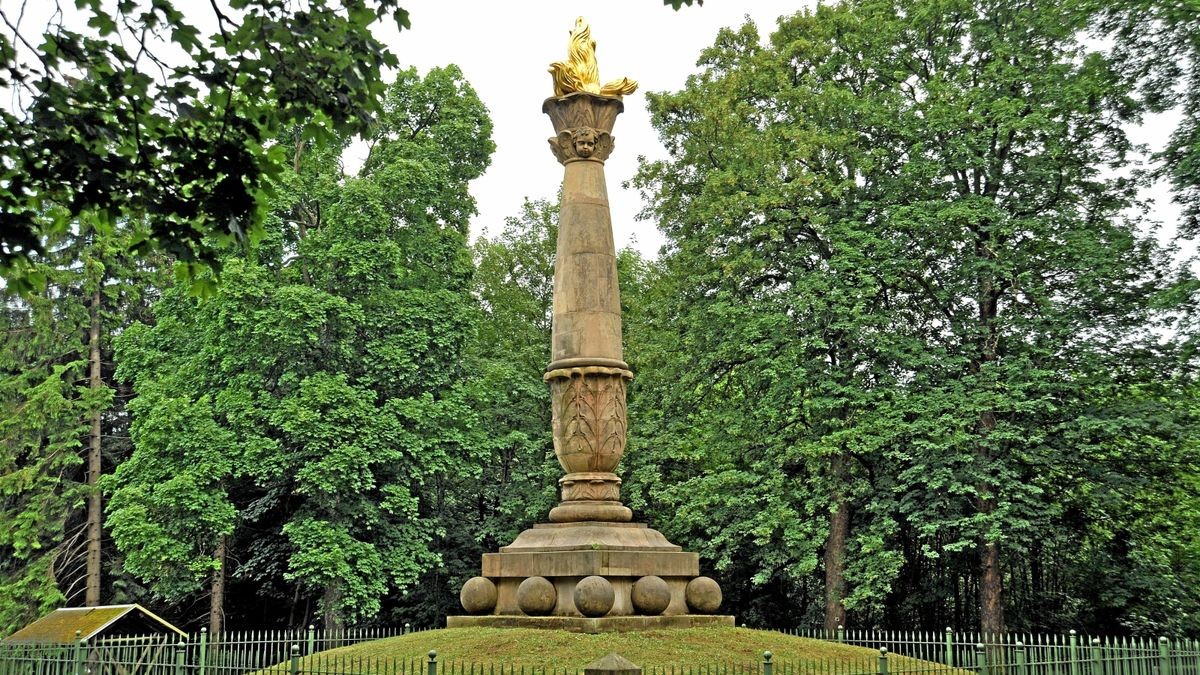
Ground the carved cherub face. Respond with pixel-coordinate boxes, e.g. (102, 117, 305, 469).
(573, 128, 597, 158)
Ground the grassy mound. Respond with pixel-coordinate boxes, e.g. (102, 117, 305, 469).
(297, 627, 924, 669)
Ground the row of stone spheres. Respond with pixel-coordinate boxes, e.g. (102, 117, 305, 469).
(446, 18, 734, 633)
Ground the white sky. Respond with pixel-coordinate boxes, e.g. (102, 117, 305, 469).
(365, 1, 813, 257)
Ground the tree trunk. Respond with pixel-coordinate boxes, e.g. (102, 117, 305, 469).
(980, 536, 1005, 633)
(209, 534, 227, 635)
(977, 409, 1004, 635)
(823, 453, 849, 631)
(85, 285, 102, 606)
(1030, 542, 1043, 613)
(974, 225, 1004, 636)
(323, 585, 344, 633)
(978, 488, 1004, 633)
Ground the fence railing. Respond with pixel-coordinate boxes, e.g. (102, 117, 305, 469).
(2, 627, 1199, 675)
(777, 627, 1200, 675)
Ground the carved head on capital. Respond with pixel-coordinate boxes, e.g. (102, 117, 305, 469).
(573, 127, 596, 158)
(549, 126, 613, 164)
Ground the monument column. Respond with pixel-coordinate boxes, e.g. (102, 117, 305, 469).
(448, 18, 732, 631)
(543, 90, 633, 524)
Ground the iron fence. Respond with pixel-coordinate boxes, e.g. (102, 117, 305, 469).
(778, 628, 1200, 675)
(1, 626, 1198, 675)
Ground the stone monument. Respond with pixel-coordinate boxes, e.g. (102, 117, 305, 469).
(447, 18, 734, 633)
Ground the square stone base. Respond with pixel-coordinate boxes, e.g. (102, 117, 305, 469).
(455, 521, 733, 625)
(446, 615, 735, 633)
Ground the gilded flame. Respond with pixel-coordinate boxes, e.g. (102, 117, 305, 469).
(548, 17, 638, 98)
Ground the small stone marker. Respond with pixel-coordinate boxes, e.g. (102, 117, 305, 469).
(585, 653, 642, 675)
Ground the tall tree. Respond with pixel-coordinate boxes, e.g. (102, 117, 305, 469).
(389, 198, 561, 625)
(109, 65, 494, 630)
(633, 0, 1199, 633)
(0, 225, 163, 633)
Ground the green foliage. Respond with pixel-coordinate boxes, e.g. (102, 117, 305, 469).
(104, 391, 237, 598)
(108, 66, 493, 628)
(389, 198, 562, 626)
(0, 0, 410, 292)
(4, 0, 1196, 636)
(1082, 0, 1200, 234)
(467, 198, 561, 541)
(630, 0, 1200, 632)
(0, 226, 163, 634)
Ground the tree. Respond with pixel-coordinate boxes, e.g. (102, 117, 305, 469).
(387, 198, 561, 625)
(462, 199, 560, 560)
(0, 225, 164, 633)
(0, 0, 409, 292)
(0, 279, 95, 631)
(632, 0, 1199, 633)
(109, 65, 494, 630)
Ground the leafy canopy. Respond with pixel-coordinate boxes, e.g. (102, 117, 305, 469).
(0, 0, 409, 292)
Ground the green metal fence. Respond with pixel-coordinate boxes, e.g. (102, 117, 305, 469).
(777, 627, 1200, 675)
(2, 627, 1198, 675)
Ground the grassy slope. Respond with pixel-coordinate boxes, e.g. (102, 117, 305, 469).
(298, 627, 921, 669)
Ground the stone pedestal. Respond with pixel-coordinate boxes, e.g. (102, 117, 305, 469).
(448, 27, 733, 631)
(445, 614, 734, 634)
(448, 520, 733, 630)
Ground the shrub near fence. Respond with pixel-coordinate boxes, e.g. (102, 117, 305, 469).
(1, 627, 1199, 675)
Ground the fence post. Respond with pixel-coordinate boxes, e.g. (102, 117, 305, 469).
(1070, 631, 1081, 675)
(1016, 642, 1028, 675)
(1091, 639, 1103, 675)
(976, 643, 989, 675)
(428, 651, 438, 675)
(198, 629, 208, 675)
(290, 645, 300, 675)
(1158, 638, 1171, 675)
(72, 634, 86, 675)
(838, 626, 845, 644)
(878, 648, 889, 675)
(306, 626, 316, 656)
(946, 628, 955, 668)
(763, 652, 773, 675)
(174, 638, 186, 675)
(404, 624, 411, 636)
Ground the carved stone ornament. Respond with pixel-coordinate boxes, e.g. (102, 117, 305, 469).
(560, 472, 622, 502)
(547, 368, 631, 475)
(549, 126, 615, 164)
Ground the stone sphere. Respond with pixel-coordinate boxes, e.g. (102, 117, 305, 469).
(631, 575, 671, 616)
(516, 576, 557, 616)
(686, 576, 723, 614)
(459, 576, 497, 614)
(573, 575, 615, 617)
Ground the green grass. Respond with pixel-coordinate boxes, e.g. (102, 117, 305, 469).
(292, 627, 941, 670)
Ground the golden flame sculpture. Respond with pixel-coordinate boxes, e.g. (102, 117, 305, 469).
(548, 17, 638, 98)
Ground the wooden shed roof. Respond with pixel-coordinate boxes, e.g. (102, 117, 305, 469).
(3, 605, 185, 644)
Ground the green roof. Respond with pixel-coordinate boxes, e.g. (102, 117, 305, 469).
(3, 605, 185, 643)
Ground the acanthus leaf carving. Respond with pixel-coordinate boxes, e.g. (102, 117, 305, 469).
(549, 372, 627, 474)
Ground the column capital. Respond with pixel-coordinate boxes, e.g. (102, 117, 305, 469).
(544, 93, 625, 164)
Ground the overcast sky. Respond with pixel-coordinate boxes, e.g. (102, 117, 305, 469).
(361, 1, 814, 257)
